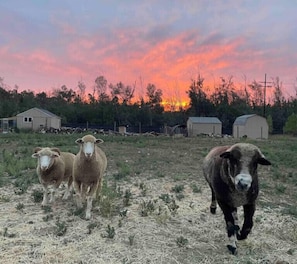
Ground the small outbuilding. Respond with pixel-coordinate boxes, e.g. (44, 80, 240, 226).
(187, 117, 222, 137)
(233, 114, 268, 139)
(0, 117, 17, 133)
(16, 107, 61, 131)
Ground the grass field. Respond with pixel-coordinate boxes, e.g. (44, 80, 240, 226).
(0, 133, 297, 264)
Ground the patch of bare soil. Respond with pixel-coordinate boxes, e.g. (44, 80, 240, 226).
(0, 137, 296, 263)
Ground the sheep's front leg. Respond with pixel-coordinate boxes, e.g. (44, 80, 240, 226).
(42, 185, 49, 206)
(85, 195, 94, 220)
(49, 186, 57, 203)
(237, 203, 255, 240)
(85, 184, 97, 220)
(62, 187, 71, 200)
(219, 201, 239, 255)
(73, 181, 83, 208)
(63, 177, 73, 200)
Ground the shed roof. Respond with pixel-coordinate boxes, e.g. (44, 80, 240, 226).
(188, 117, 222, 124)
(16, 107, 61, 119)
(233, 114, 257, 125)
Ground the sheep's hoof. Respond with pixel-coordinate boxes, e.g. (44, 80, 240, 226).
(41, 201, 48, 207)
(227, 245, 237, 255)
(62, 193, 70, 200)
(85, 214, 91, 220)
(210, 207, 216, 214)
(237, 231, 248, 240)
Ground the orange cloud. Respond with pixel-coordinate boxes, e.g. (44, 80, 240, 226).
(1, 27, 296, 105)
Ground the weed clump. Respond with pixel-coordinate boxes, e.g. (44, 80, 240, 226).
(32, 189, 43, 203)
(54, 218, 67, 236)
(102, 224, 115, 239)
(176, 236, 188, 247)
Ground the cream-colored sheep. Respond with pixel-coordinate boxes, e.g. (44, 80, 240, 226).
(32, 147, 75, 206)
(73, 134, 107, 219)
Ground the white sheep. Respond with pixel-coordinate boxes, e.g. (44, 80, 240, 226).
(32, 147, 75, 206)
(73, 134, 107, 219)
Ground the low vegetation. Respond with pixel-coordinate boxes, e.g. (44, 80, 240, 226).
(0, 133, 297, 263)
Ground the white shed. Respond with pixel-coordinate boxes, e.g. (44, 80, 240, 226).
(187, 117, 222, 137)
(16, 108, 61, 131)
(233, 114, 268, 139)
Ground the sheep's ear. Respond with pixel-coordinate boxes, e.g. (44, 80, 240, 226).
(51, 148, 61, 156)
(32, 147, 41, 158)
(95, 139, 104, 144)
(258, 157, 271, 166)
(75, 138, 83, 144)
(32, 153, 39, 158)
(220, 151, 231, 159)
(52, 152, 60, 158)
(34, 147, 42, 153)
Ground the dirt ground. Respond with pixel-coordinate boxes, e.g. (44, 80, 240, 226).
(0, 136, 296, 264)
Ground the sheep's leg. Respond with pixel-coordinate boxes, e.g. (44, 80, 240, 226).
(85, 184, 97, 220)
(210, 187, 217, 214)
(49, 186, 57, 203)
(237, 203, 255, 240)
(62, 177, 73, 200)
(42, 185, 49, 206)
(96, 178, 103, 201)
(219, 201, 239, 255)
(73, 181, 83, 208)
(85, 195, 94, 220)
(62, 187, 71, 200)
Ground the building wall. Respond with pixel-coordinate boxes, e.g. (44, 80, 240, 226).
(16, 109, 61, 131)
(245, 116, 268, 139)
(187, 120, 222, 137)
(49, 117, 61, 130)
(233, 124, 245, 139)
(233, 116, 268, 139)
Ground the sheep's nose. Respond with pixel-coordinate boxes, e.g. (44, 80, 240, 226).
(86, 153, 92, 158)
(237, 180, 248, 191)
(41, 166, 48, 170)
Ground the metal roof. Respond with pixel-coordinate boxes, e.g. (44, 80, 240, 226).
(188, 117, 222, 124)
(16, 107, 61, 119)
(233, 114, 256, 125)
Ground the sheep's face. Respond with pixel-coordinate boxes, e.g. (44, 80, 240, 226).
(220, 143, 271, 192)
(32, 147, 60, 171)
(76, 135, 103, 159)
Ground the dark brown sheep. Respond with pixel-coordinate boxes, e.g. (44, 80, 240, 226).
(203, 143, 271, 254)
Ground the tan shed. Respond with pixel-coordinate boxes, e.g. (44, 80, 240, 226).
(233, 114, 268, 139)
(187, 117, 222, 137)
(16, 108, 61, 131)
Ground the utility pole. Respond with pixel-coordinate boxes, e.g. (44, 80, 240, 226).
(260, 74, 272, 117)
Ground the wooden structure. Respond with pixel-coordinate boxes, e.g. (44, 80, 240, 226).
(187, 117, 222, 137)
(16, 108, 61, 131)
(233, 114, 268, 139)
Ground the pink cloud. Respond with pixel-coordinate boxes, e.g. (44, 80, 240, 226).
(1, 27, 297, 103)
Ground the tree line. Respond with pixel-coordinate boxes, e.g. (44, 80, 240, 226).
(0, 75, 297, 135)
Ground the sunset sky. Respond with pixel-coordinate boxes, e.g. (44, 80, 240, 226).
(0, 1, 296, 104)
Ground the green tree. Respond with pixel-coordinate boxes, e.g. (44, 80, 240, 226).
(145, 83, 164, 126)
(94, 76, 109, 102)
(283, 113, 297, 135)
(109, 82, 135, 105)
(77, 80, 86, 102)
(266, 115, 273, 134)
(52, 85, 76, 103)
(186, 74, 213, 116)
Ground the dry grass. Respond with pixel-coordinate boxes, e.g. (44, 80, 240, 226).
(0, 135, 297, 263)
